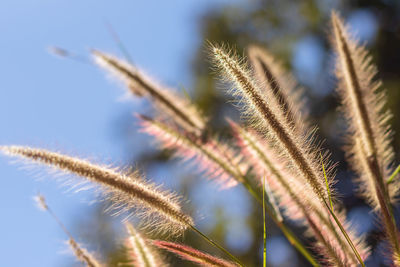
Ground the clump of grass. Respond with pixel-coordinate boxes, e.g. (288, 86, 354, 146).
(1, 10, 400, 266)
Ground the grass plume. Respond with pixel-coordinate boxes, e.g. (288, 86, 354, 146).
(211, 44, 369, 265)
(125, 223, 162, 267)
(0, 145, 193, 235)
(138, 115, 241, 188)
(331, 11, 400, 257)
(152, 240, 238, 267)
(68, 239, 103, 267)
(210, 44, 329, 203)
(34, 194, 103, 267)
(247, 45, 306, 132)
(92, 50, 206, 135)
(231, 121, 369, 265)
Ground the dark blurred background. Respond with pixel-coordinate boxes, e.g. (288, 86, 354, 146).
(1, 0, 400, 266)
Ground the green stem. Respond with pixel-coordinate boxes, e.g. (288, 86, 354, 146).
(387, 164, 400, 185)
(191, 174, 319, 267)
(190, 225, 244, 266)
(104, 20, 134, 65)
(263, 176, 267, 267)
(241, 176, 319, 267)
(323, 201, 365, 267)
(320, 152, 334, 210)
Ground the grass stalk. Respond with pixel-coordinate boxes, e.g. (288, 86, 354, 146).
(320, 152, 334, 211)
(323, 200, 365, 267)
(387, 164, 400, 185)
(263, 176, 267, 267)
(189, 225, 244, 267)
(242, 177, 319, 267)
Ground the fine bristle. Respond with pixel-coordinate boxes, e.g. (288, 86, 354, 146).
(125, 223, 163, 267)
(68, 239, 103, 267)
(331, 11, 400, 257)
(0, 146, 193, 235)
(152, 240, 238, 267)
(92, 50, 206, 135)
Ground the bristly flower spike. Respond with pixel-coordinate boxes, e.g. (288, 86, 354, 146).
(92, 50, 206, 135)
(34, 194, 103, 267)
(230, 121, 370, 266)
(247, 45, 306, 133)
(211, 44, 367, 266)
(210, 44, 328, 203)
(331, 11, 400, 258)
(68, 239, 103, 267)
(0, 146, 193, 235)
(138, 115, 241, 189)
(1, 146, 243, 265)
(152, 240, 238, 267)
(125, 223, 163, 267)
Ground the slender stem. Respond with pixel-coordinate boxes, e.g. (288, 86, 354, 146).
(368, 156, 400, 255)
(320, 152, 334, 210)
(191, 175, 319, 267)
(273, 216, 320, 267)
(46, 206, 74, 239)
(263, 176, 267, 267)
(189, 225, 244, 266)
(241, 176, 319, 266)
(104, 19, 134, 65)
(239, 175, 319, 266)
(387, 164, 400, 185)
(323, 201, 365, 267)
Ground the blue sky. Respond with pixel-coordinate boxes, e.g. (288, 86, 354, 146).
(0, 1, 241, 266)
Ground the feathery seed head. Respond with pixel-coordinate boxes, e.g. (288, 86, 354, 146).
(211, 44, 329, 203)
(331, 11, 396, 207)
(0, 145, 193, 235)
(247, 45, 306, 132)
(152, 240, 238, 267)
(138, 115, 241, 188)
(230, 121, 369, 265)
(331, 11, 400, 258)
(125, 223, 162, 267)
(68, 239, 103, 267)
(92, 50, 206, 135)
